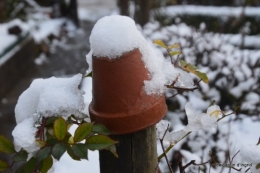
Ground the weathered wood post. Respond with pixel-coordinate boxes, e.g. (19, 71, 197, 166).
(88, 15, 167, 173)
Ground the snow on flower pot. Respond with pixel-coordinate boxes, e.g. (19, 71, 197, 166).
(89, 48, 167, 135)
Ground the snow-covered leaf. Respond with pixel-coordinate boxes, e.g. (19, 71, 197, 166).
(156, 120, 171, 139)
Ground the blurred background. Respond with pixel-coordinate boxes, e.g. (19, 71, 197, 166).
(0, 0, 259, 172)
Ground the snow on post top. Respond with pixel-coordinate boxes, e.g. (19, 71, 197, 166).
(87, 15, 178, 95)
(90, 15, 141, 58)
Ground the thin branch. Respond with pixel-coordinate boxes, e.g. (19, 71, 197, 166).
(174, 54, 181, 67)
(217, 111, 236, 122)
(166, 92, 179, 100)
(165, 85, 198, 92)
(159, 124, 174, 173)
(231, 150, 240, 161)
(158, 131, 191, 161)
(194, 79, 202, 86)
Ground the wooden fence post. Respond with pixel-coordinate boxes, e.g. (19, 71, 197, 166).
(99, 125, 157, 173)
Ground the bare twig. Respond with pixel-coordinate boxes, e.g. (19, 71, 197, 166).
(159, 125, 174, 173)
(166, 92, 179, 100)
(166, 85, 198, 91)
(158, 131, 191, 161)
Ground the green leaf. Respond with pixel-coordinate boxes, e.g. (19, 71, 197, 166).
(180, 61, 198, 72)
(45, 117, 59, 127)
(74, 123, 93, 143)
(52, 143, 66, 160)
(53, 117, 67, 141)
(195, 71, 209, 83)
(46, 138, 59, 146)
(3, 168, 12, 173)
(63, 132, 72, 143)
(36, 147, 51, 163)
(153, 40, 167, 48)
(0, 135, 15, 154)
(46, 129, 55, 140)
(180, 60, 187, 66)
(13, 149, 28, 162)
(71, 144, 88, 159)
(87, 72, 92, 77)
(66, 145, 80, 161)
(0, 160, 9, 171)
(24, 157, 37, 173)
(40, 156, 53, 173)
(16, 164, 25, 173)
(169, 51, 181, 56)
(106, 145, 118, 158)
(256, 163, 260, 169)
(92, 124, 110, 135)
(86, 135, 118, 150)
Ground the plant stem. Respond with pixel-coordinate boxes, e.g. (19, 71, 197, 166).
(158, 131, 191, 161)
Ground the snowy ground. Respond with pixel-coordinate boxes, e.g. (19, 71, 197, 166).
(0, 2, 259, 173)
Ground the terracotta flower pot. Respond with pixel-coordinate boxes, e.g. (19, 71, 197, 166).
(89, 49, 167, 135)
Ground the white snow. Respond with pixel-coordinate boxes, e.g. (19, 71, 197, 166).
(0, 19, 29, 55)
(15, 74, 85, 124)
(184, 102, 219, 132)
(77, 0, 117, 22)
(240, 145, 260, 164)
(162, 5, 260, 17)
(12, 117, 40, 153)
(174, 68, 194, 88)
(29, 18, 65, 43)
(34, 52, 48, 65)
(80, 77, 93, 118)
(156, 120, 171, 140)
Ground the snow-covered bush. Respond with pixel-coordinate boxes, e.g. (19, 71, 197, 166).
(0, 15, 259, 173)
(141, 19, 260, 172)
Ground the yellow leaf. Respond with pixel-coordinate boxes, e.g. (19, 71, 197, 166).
(68, 136, 74, 145)
(170, 51, 182, 56)
(195, 71, 209, 83)
(180, 60, 209, 83)
(168, 43, 180, 49)
(210, 110, 221, 118)
(153, 40, 167, 48)
(36, 140, 46, 148)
